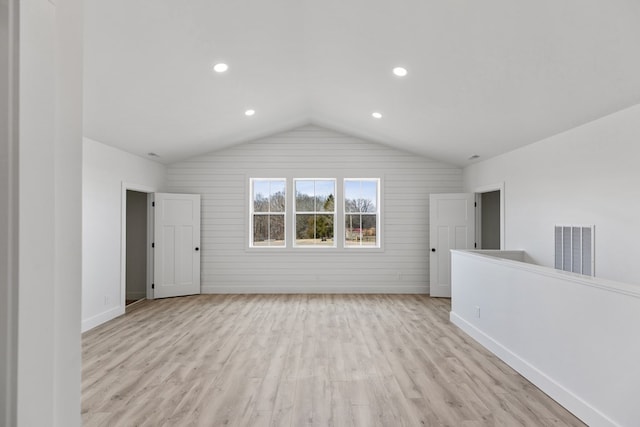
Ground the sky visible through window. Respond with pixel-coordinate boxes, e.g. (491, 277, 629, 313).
(344, 180, 377, 212)
(296, 180, 334, 211)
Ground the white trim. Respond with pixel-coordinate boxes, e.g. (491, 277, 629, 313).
(120, 182, 157, 311)
(0, 1, 19, 422)
(81, 306, 125, 333)
(470, 249, 525, 262)
(450, 312, 617, 427)
(474, 182, 505, 250)
(202, 284, 428, 294)
(146, 193, 154, 299)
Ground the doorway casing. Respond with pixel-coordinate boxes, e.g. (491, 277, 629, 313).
(1, 0, 19, 423)
(474, 182, 505, 250)
(121, 182, 156, 310)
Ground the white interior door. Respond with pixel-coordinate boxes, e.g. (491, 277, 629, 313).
(153, 193, 201, 298)
(429, 193, 475, 297)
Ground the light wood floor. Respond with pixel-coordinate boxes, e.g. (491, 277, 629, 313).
(82, 295, 585, 427)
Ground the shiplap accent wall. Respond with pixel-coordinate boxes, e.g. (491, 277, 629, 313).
(167, 125, 462, 293)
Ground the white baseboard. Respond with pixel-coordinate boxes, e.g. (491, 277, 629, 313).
(82, 306, 124, 333)
(449, 312, 618, 427)
(201, 285, 428, 294)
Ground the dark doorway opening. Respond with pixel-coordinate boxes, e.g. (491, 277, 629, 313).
(479, 190, 501, 249)
(126, 190, 148, 306)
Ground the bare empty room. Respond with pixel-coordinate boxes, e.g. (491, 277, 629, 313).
(3, 1, 640, 426)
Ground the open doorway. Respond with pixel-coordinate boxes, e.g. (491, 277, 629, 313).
(475, 183, 505, 250)
(121, 183, 156, 311)
(480, 191, 500, 249)
(125, 190, 148, 306)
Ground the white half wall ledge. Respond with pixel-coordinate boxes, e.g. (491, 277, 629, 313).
(455, 249, 640, 297)
(450, 249, 640, 427)
(467, 249, 524, 262)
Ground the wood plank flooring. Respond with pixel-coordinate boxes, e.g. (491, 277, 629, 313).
(82, 295, 586, 426)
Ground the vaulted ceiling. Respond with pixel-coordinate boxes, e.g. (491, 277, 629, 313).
(83, 0, 640, 166)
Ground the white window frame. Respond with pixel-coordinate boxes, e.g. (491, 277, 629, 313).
(293, 178, 337, 248)
(343, 178, 381, 249)
(249, 178, 287, 248)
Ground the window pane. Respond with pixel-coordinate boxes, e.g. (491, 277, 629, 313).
(295, 180, 315, 212)
(296, 214, 334, 246)
(345, 214, 377, 247)
(269, 191, 286, 213)
(315, 214, 334, 245)
(270, 181, 286, 213)
(269, 215, 285, 246)
(253, 215, 269, 245)
(344, 180, 360, 213)
(319, 193, 335, 212)
(316, 181, 335, 212)
(360, 181, 377, 212)
(345, 214, 362, 245)
(253, 179, 285, 213)
(296, 214, 314, 244)
(253, 180, 270, 212)
(361, 214, 377, 246)
(345, 180, 377, 213)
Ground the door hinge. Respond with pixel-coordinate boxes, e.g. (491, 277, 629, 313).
(152, 201, 155, 207)
(152, 242, 155, 248)
(474, 242, 477, 248)
(152, 283, 155, 289)
(474, 202, 477, 207)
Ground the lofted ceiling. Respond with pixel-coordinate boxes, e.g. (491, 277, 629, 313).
(83, 0, 640, 166)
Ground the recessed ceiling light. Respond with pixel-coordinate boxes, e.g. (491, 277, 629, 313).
(213, 63, 228, 73)
(393, 67, 408, 77)
(372, 112, 383, 119)
(468, 154, 480, 160)
(245, 109, 255, 116)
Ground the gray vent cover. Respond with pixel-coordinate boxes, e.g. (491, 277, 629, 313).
(554, 225, 594, 276)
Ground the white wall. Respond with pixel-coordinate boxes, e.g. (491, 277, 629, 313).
(53, 0, 84, 421)
(451, 250, 640, 427)
(15, 0, 83, 425)
(167, 125, 462, 293)
(464, 103, 640, 285)
(82, 138, 165, 331)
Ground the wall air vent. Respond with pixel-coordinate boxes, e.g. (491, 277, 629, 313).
(554, 225, 594, 276)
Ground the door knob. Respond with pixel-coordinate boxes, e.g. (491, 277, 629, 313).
(431, 248, 436, 252)
(195, 247, 199, 251)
